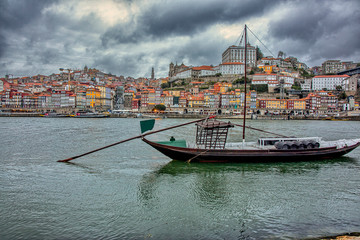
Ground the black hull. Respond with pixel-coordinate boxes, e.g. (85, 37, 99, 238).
(142, 138, 360, 163)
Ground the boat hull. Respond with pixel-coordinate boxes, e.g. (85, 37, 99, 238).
(142, 138, 360, 163)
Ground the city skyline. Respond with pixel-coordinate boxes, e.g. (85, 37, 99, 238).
(0, 0, 359, 78)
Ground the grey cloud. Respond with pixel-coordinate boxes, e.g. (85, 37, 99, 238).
(101, 0, 282, 46)
(268, 0, 360, 65)
(1, 0, 360, 78)
(0, 0, 58, 58)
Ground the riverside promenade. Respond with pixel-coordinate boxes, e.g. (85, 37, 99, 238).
(1, 111, 360, 121)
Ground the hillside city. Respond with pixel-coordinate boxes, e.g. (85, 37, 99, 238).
(1, 43, 360, 118)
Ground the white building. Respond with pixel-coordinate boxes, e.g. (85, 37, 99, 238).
(0, 79, 3, 92)
(312, 75, 350, 91)
(222, 44, 257, 67)
(260, 57, 292, 68)
(251, 73, 278, 85)
(278, 75, 294, 85)
(300, 79, 312, 91)
(171, 69, 192, 80)
(217, 62, 245, 75)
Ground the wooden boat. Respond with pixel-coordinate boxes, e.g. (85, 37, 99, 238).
(142, 118, 360, 163)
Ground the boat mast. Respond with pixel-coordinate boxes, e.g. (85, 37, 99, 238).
(242, 24, 247, 143)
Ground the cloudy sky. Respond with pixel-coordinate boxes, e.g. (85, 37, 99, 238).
(0, 0, 359, 79)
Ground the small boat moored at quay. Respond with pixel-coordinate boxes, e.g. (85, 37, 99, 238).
(41, 112, 70, 117)
(71, 111, 110, 118)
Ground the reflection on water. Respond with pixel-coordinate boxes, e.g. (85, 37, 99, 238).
(138, 156, 357, 204)
(137, 157, 360, 239)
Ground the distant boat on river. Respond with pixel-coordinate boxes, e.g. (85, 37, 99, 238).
(71, 111, 110, 118)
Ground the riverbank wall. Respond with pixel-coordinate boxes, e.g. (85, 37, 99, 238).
(1, 112, 360, 121)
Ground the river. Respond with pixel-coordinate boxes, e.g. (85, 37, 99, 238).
(0, 117, 359, 239)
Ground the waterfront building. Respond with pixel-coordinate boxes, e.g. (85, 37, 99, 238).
(208, 93, 220, 109)
(38, 92, 51, 108)
(124, 91, 134, 109)
(317, 91, 337, 110)
(305, 93, 321, 110)
(76, 91, 87, 109)
(179, 97, 187, 108)
(187, 95, 204, 108)
(220, 92, 231, 108)
(86, 88, 101, 108)
(131, 99, 140, 111)
(97, 85, 112, 109)
(140, 91, 149, 108)
(164, 95, 174, 107)
(311, 75, 350, 91)
(287, 99, 306, 110)
(222, 44, 257, 67)
(257, 99, 287, 109)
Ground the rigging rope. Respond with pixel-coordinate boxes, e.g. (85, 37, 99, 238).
(247, 26, 276, 57)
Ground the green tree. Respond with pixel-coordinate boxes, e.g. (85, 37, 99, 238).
(161, 82, 170, 89)
(250, 84, 268, 93)
(291, 81, 302, 90)
(256, 46, 264, 61)
(233, 77, 250, 85)
(338, 92, 347, 100)
(153, 104, 166, 111)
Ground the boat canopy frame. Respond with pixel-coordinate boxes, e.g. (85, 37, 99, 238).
(195, 119, 234, 149)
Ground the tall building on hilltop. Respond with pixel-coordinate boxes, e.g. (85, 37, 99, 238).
(222, 44, 257, 67)
(168, 62, 189, 77)
(322, 60, 344, 74)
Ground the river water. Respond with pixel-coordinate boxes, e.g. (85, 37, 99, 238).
(0, 117, 359, 240)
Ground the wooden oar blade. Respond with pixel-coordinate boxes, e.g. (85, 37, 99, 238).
(140, 119, 155, 134)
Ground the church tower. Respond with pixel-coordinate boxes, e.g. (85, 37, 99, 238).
(151, 67, 155, 79)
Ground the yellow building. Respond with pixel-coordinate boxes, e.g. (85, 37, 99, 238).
(258, 65, 276, 74)
(220, 83, 232, 93)
(288, 99, 306, 110)
(168, 90, 181, 97)
(86, 88, 101, 108)
(258, 99, 287, 109)
(187, 96, 204, 108)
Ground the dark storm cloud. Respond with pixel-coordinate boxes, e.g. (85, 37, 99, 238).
(1, 0, 359, 78)
(101, 0, 282, 46)
(92, 52, 147, 76)
(0, 0, 57, 57)
(268, 0, 360, 64)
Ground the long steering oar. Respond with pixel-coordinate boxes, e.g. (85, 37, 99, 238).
(58, 117, 213, 162)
